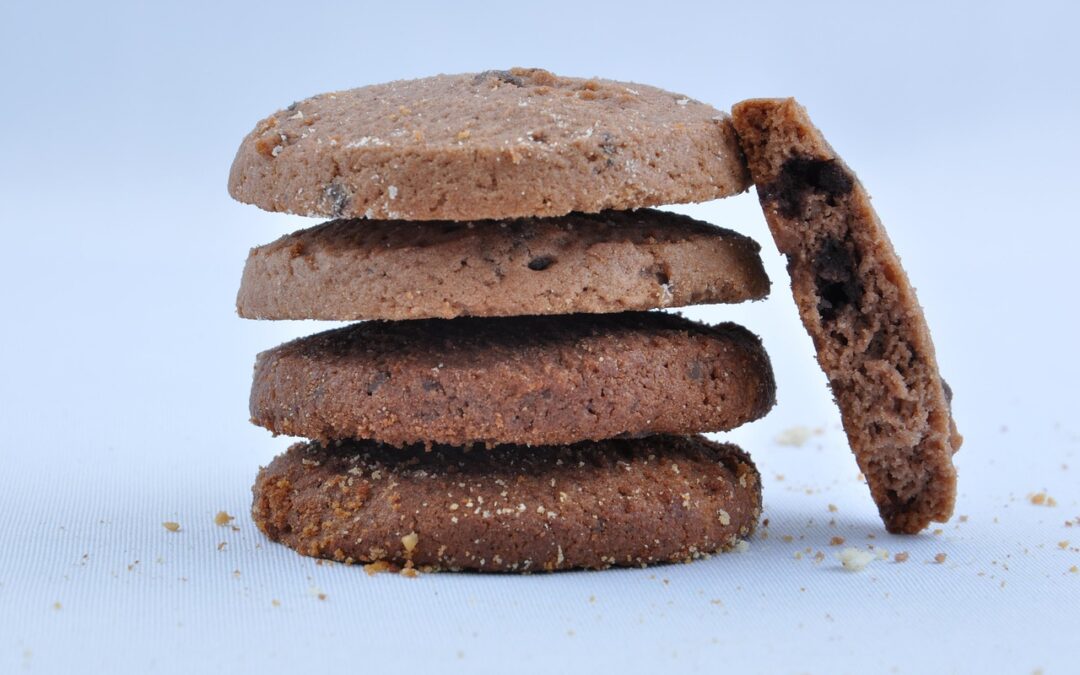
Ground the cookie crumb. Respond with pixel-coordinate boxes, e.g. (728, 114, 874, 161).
(958, 515, 969, 523)
(271, 599, 281, 607)
(1059, 540, 1070, 550)
(837, 547, 875, 572)
(363, 560, 394, 576)
(1069, 566, 1078, 574)
(827, 504, 838, 513)
(734, 540, 750, 553)
(162, 521, 180, 532)
(1029, 492, 1057, 506)
(53, 601, 62, 611)
(829, 536, 845, 546)
(308, 586, 327, 600)
(894, 552, 910, 563)
(214, 511, 235, 527)
(775, 426, 820, 447)
(400, 567, 419, 578)
(933, 552, 947, 564)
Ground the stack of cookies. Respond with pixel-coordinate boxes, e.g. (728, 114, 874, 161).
(228, 68, 780, 572)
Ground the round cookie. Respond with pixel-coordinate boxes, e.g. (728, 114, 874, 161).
(250, 311, 776, 448)
(731, 98, 961, 534)
(237, 209, 770, 321)
(228, 68, 750, 222)
(252, 435, 761, 572)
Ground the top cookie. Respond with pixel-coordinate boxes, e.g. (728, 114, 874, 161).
(228, 68, 750, 221)
(731, 98, 960, 534)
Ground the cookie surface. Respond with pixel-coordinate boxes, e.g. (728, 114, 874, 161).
(228, 68, 750, 222)
(252, 435, 761, 571)
(731, 98, 960, 534)
(250, 312, 775, 448)
(237, 209, 770, 321)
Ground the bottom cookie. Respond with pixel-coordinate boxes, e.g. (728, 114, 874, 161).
(252, 435, 761, 572)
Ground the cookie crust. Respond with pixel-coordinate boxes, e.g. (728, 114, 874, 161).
(237, 209, 770, 321)
(731, 98, 960, 534)
(250, 312, 776, 448)
(252, 435, 761, 571)
(228, 68, 749, 221)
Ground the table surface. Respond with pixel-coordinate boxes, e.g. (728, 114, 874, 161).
(2, 2, 1078, 673)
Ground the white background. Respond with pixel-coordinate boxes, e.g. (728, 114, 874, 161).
(2, 1, 1078, 673)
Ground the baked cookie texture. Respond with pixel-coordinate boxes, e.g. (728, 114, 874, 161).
(237, 209, 770, 321)
(730, 98, 960, 534)
(252, 435, 761, 571)
(228, 68, 750, 222)
(250, 311, 776, 448)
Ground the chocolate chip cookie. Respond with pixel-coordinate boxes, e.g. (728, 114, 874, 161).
(731, 98, 960, 534)
(237, 209, 769, 321)
(250, 311, 776, 448)
(228, 68, 749, 221)
(252, 434, 761, 571)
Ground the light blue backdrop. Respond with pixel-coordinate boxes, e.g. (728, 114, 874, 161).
(1, 2, 1077, 674)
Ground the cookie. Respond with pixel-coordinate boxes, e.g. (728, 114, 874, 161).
(250, 311, 776, 448)
(237, 209, 770, 321)
(730, 98, 960, 534)
(228, 68, 750, 222)
(252, 434, 761, 571)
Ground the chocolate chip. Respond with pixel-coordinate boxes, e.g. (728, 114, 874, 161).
(365, 371, 390, 395)
(940, 378, 954, 404)
(762, 156, 854, 218)
(421, 377, 444, 394)
(813, 238, 861, 322)
(599, 132, 618, 156)
(324, 183, 351, 218)
(688, 361, 705, 381)
(527, 255, 556, 271)
(474, 70, 524, 87)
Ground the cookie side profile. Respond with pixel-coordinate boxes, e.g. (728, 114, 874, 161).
(731, 98, 960, 534)
(237, 209, 770, 321)
(250, 312, 776, 448)
(252, 435, 761, 571)
(228, 68, 750, 221)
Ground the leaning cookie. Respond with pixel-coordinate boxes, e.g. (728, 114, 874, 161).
(228, 68, 750, 222)
(252, 435, 761, 571)
(237, 209, 770, 321)
(731, 98, 960, 534)
(250, 312, 776, 448)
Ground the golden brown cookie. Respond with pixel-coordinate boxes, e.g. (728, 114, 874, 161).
(250, 312, 776, 448)
(236, 209, 770, 321)
(252, 435, 761, 572)
(731, 98, 960, 534)
(228, 68, 750, 221)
